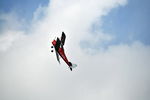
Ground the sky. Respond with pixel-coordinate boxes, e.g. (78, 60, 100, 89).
(101, 0, 150, 45)
(0, 0, 150, 100)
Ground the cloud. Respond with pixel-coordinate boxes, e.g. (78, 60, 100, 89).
(0, 0, 150, 100)
(0, 12, 26, 52)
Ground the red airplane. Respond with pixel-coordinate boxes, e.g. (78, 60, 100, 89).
(51, 32, 77, 71)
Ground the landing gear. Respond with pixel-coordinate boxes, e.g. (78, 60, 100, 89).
(51, 46, 54, 53)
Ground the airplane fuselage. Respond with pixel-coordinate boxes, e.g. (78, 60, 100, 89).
(52, 39, 72, 67)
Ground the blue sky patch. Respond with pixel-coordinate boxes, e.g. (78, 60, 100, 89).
(101, 0, 150, 45)
(0, 0, 49, 21)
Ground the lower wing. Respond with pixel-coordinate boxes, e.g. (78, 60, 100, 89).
(54, 48, 60, 63)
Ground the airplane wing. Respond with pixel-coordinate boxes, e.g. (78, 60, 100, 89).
(54, 38, 61, 63)
(54, 48, 60, 63)
(55, 38, 61, 51)
(61, 32, 66, 46)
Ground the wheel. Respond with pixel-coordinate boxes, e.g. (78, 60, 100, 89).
(51, 50, 53, 52)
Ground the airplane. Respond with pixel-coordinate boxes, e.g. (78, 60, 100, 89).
(51, 32, 77, 71)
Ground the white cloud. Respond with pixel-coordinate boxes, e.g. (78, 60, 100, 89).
(0, 12, 27, 52)
(1, 0, 150, 100)
(0, 30, 25, 51)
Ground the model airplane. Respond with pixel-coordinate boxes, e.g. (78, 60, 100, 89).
(51, 32, 77, 71)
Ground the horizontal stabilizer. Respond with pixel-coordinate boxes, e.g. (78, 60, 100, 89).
(71, 63, 77, 68)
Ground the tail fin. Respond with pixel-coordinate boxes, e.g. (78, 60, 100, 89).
(68, 62, 77, 71)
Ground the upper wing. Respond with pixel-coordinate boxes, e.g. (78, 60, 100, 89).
(61, 32, 66, 46)
(55, 38, 61, 51)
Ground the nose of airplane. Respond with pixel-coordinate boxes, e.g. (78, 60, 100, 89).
(52, 40, 56, 45)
